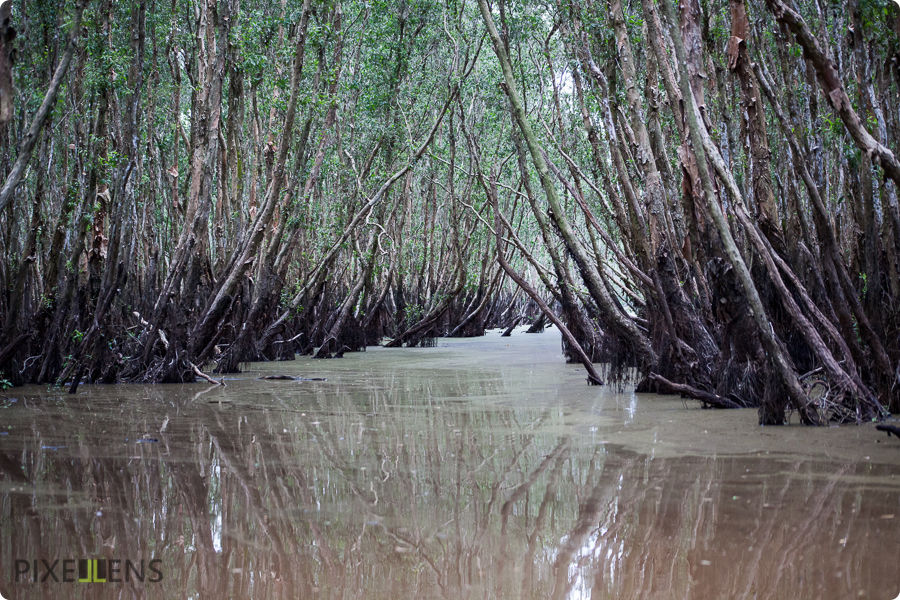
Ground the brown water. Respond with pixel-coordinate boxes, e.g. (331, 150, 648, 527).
(0, 329, 899, 599)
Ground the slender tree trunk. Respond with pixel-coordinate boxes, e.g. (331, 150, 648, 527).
(477, 0, 655, 366)
(660, 0, 820, 424)
(0, 1, 86, 214)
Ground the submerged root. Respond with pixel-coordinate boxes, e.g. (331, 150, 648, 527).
(649, 372, 742, 409)
(802, 377, 889, 424)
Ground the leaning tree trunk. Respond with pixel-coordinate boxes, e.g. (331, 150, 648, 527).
(477, 0, 656, 367)
(660, 0, 819, 425)
(483, 168, 602, 385)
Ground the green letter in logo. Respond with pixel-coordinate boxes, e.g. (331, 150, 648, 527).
(78, 559, 91, 583)
(78, 559, 107, 583)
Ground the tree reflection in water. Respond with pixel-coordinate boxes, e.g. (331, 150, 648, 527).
(0, 370, 898, 599)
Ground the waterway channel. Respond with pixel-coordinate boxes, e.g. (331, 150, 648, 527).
(0, 328, 898, 599)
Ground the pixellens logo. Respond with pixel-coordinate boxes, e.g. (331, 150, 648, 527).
(12, 558, 163, 584)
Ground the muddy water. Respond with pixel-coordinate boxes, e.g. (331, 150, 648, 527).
(0, 329, 899, 599)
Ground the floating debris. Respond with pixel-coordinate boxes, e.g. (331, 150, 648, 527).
(876, 424, 900, 438)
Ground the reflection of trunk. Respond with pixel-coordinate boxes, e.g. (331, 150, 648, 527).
(522, 442, 568, 591)
(207, 432, 295, 598)
(497, 439, 569, 595)
(169, 458, 220, 598)
(550, 477, 608, 600)
(6, 377, 900, 597)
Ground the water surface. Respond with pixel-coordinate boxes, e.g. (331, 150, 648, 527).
(1, 329, 899, 599)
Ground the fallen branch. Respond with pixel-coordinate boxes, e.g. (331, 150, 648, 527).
(191, 362, 225, 386)
(272, 332, 304, 345)
(876, 424, 900, 438)
(649, 373, 742, 409)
